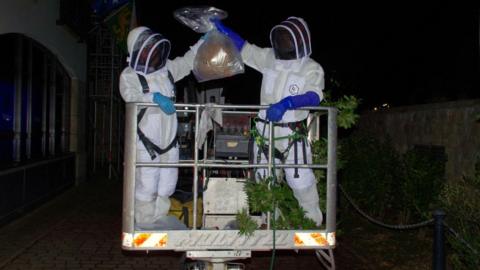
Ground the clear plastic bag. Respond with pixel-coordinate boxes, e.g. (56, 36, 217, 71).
(174, 6, 245, 82)
(193, 30, 245, 82)
(173, 6, 227, 33)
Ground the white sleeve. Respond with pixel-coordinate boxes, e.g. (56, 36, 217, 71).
(240, 42, 271, 72)
(166, 39, 204, 82)
(304, 63, 325, 101)
(119, 69, 154, 103)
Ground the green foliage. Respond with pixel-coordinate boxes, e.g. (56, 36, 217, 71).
(312, 137, 345, 171)
(236, 208, 258, 237)
(243, 179, 318, 230)
(440, 158, 480, 269)
(321, 92, 360, 129)
(401, 147, 447, 220)
(340, 133, 403, 219)
(273, 183, 317, 230)
(311, 92, 358, 212)
(245, 179, 275, 213)
(340, 132, 448, 223)
(311, 138, 328, 166)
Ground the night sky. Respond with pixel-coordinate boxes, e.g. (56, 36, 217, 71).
(135, 1, 479, 111)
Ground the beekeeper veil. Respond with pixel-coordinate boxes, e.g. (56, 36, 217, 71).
(270, 17, 311, 60)
(127, 26, 171, 75)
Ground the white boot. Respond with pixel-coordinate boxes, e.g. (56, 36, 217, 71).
(292, 185, 323, 226)
(152, 196, 186, 230)
(153, 195, 171, 221)
(135, 199, 155, 224)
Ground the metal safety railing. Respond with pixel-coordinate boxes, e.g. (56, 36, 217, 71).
(122, 103, 338, 237)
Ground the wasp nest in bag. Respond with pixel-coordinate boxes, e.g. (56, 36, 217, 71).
(193, 30, 244, 82)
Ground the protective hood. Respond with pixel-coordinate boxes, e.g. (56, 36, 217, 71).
(127, 26, 171, 75)
(270, 17, 311, 60)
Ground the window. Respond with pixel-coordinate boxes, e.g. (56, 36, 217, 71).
(0, 34, 15, 164)
(0, 34, 71, 166)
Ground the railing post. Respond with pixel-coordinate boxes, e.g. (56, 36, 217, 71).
(433, 209, 446, 270)
(193, 105, 200, 230)
(326, 108, 338, 235)
(122, 103, 137, 233)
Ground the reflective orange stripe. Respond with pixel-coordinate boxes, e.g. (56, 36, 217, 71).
(294, 232, 335, 247)
(310, 233, 329, 246)
(134, 233, 150, 247)
(123, 232, 168, 248)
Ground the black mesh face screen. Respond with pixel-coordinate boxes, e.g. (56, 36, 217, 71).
(270, 17, 311, 60)
(271, 27, 298, 60)
(130, 30, 170, 74)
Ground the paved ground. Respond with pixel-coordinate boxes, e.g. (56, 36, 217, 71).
(0, 177, 360, 270)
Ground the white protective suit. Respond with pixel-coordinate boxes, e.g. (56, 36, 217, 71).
(119, 26, 201, 224)
(241, 17, 324, 226)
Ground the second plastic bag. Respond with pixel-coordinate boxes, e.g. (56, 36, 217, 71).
(193, 29, 244, 82)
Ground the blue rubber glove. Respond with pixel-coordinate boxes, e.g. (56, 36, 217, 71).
(211, 18, 245, 51)
(266, 91, 321, 122)
(266, 102, 288, 122)
(153, 92, 176, 115)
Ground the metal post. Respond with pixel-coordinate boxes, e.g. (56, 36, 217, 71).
(433, 210, 446, 270)
(13, 36, 23, 162)
(326, 108, 338, 234)
(122, 103, 138, 233)
(193, 106, 200, 229)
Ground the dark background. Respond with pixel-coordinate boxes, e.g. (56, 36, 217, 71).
(135, 1, 479, 111)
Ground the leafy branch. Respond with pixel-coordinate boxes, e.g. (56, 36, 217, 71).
(237, 91, 360, 235)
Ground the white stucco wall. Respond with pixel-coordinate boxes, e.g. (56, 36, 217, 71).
(0, 0, 86, 81)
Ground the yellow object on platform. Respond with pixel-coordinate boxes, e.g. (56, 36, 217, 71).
(169, 197, 203, 228)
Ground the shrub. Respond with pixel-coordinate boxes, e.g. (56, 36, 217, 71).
(440, 159, 480, 269)
(401, 146, 447, 221)
(339, 133, 448, 224)
(339, 132, 403, 220)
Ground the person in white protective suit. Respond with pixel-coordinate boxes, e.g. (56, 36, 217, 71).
(119, 26, 202, 227)
(214, 17, 324, 226)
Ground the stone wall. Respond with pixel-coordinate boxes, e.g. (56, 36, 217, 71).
(359, 99, 480, 182)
